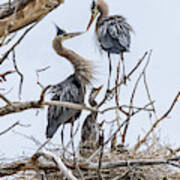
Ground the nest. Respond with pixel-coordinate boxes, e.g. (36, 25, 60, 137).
(10, 139, 180, 180)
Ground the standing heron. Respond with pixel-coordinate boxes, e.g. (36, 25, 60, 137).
(86, 0, 133, 89)
(79, 85, 103, 157)
(46, 25, 93, 139)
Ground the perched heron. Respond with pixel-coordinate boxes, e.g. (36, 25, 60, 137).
(86, 0, 133, 88)
(46, 25, 93, 139)
(79, 85, 103, 157)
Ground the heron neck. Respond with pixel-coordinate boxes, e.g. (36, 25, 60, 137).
(98, 0, 109, 19)
(52, 37, 93, 85)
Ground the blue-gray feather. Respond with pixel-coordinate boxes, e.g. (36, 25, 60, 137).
(46, 74, 84, 138)
(97, 16, 133, 54)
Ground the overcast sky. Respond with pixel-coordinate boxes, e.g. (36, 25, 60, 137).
(0, 0, 180, 158)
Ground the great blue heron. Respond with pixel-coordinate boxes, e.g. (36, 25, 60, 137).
(79, 85, 103, 157)
(46, 25, 93, 139)
(86, 0, 133, 89)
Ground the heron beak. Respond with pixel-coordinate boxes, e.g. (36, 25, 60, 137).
(86, 15, 96, 31)
(64, 32, 84, 39)
(97, 85, 103, 92)
(94, 85, 103, 97)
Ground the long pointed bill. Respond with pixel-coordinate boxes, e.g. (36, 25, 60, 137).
(86, 15, 96, 31)
(97, 85, 103, 92)
(65, 32, 84, 39)
(94, 85, 103, 97)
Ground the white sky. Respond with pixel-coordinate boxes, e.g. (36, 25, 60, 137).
(0, 0, 180, 159)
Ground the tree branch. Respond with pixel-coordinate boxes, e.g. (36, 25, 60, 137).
(0, 0, 64, 38)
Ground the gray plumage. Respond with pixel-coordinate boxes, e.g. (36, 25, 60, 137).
(96, 15, 133, 54)
(79, 86, 102, 157)
(46, 74, 84, 138)
(46, 26, 93, 139)
(87, 0, 133, 88)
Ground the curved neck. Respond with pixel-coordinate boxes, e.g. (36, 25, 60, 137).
(52, 36, 93, 85)
(97, 0, 109, 19)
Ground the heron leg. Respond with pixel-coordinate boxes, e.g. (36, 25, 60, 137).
(70, 117, 76, 165)
(61, 124, 65, 157)
(107, 52, 112, 91)
(35, 138, 51, 153)
(120, 53, 126, 84)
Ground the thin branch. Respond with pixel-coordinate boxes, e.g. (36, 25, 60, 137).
(122, 50, 152, 144)
(97, 51, 148, 108)
(0, 22, 38, 65)
(115, 61, 121, 131)
(0, 93, 12, 104)
(12, 50, 24, 100)
(0, 70, 15, 82)
(32, 150, 78, 180)
(0, 121, 19, 136)
(36, 66, 50, 89)
(143, 71, 158, 119)
(13, 130, 41, 147)
(134, 91, 180, 151)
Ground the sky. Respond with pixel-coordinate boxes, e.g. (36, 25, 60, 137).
(0, 0, 180, 159)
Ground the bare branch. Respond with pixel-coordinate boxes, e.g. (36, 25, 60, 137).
(0, 22, 38, 65)
(12, 50, 24, 100)
(32, 150, 78, 180)
(143, 71, 158, 119)
(0, 100, 98, 117)
(134, 91, 180, 151)
(0, 121, 19, 136)
(122, 50, 152, 144)
(0, 93, 12, 104)
(36, 66, 50, 89)
(0, 70, 15, 82)
(97, 51, 148, 108)
(0, 0, 64, 38)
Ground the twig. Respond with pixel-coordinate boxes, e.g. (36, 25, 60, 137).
(0, 70, 15, 82)
(115, 61, 121, 130)
(39, 85, 52, 102)
(122, 51, 152, 144)
(97, 129, 104, 180)
(12, 50, 24, 100)
(0, 22, 38, 65)
(32, 150, 78, 180)
(36, 66, 50, 89)
(134, 91, 180, 151)
(0, 121, 19, 136)
(0, 93, 12, 104)
(97, 51, 148, 108)
(85, 102, 155, 164)
(13, 130, 41, 147)
(143, 71, 158, 119)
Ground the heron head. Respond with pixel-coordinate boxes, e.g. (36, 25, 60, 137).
(54, 24, 83, 40)
(86, 0, 99, 31)
(89, 85, 103, 106)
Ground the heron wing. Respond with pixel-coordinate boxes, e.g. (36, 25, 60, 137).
(97, 16, 132, 51)
(46, 75, 84, 138)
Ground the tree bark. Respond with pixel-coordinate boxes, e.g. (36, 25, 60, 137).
(0, 0, 64, 37)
